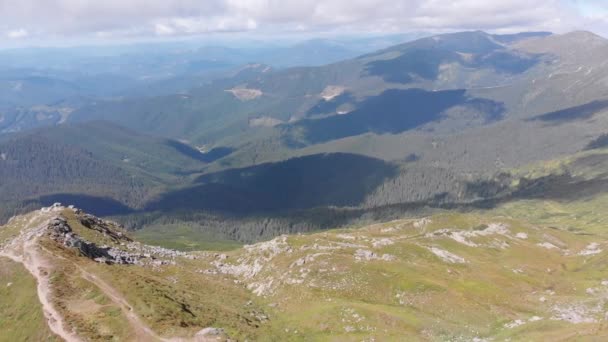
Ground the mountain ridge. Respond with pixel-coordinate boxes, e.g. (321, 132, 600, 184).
(4, 29, 608, 252)
(3, 198, 608, 340)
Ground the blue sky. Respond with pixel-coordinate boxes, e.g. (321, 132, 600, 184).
(1, 0, 607, 47)
(568, 0, 608, 16)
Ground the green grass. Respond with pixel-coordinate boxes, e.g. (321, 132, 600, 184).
(212, 209, 608, 340)
(491, 196, 608, 236)
(41, 239, 135, 341)
(133, 223, 242, 251)
(0, 257, 58, 342)
(85, 259, 278, 340)
(4, 192, 608, 340)
(0, 211, 47, 243)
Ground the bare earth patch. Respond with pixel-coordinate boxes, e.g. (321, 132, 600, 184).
(225, 87, 263, 101)
(320, 85, 346, 101)
(249, 116, 283, 127)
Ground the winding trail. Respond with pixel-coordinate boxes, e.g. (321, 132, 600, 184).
(77, 269, 214, 341)
(30, 239, 168, 342)
(79, 264, 166, 341)
(0, 210, 82, 342)
(0, 207, 215, 341)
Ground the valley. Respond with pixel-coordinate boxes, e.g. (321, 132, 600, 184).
(3, 25, 608, 341)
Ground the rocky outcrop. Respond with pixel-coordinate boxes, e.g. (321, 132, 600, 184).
(47, 216, 142, 265)
(44, 207, 198, 266)
(78, 214, 132, 243)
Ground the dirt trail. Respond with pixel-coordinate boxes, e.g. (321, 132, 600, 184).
(77, 268, 212, 341)
(1, 208, 209, 342)
(0, 210, 82, 342)
(33, 227, 168, 342)
(79, 270, 167, 341)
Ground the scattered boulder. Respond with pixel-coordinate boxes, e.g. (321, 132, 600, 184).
(354, 249, 395, 262)
(194, 327, 229, 341)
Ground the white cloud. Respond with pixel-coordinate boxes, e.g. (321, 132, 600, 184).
(6, 28, 28, 39)
(154, 23, 175, 36)
(0, 0, 606, 41)
(153, 16, 258, 36)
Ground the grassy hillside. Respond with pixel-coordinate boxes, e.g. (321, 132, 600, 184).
(2, 201, 608, 340)
(0, 258, 58, 342)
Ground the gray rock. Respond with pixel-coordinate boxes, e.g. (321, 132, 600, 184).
(47, 214, 142, 265)
(196, 327, 225, 336)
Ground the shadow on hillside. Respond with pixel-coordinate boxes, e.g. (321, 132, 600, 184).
(164, 140, 234, 163)
(364, 38, 540, 84)
(306, 92, 356, 117)
(145, 153, 398, 213)
(529, 100, 608, 125)
(26, 194, 134, 216)
(463, 171, 608, 211)
(584, 134, 608, 150)
(284, 88, 505, 145)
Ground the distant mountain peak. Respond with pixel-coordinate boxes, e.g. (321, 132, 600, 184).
(560, 30, 607, 44)
(565, 30, 604, 38)
(514, 30, 608, 55)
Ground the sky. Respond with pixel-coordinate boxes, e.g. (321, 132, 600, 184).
(0, 0, 607, 47)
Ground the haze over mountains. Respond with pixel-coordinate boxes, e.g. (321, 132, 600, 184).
(0, 33, 425, 125)
(3, 29, 608, 238)
(6, 24, 608, 340)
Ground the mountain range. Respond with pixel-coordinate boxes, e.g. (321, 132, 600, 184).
(2, 30, 608, 242)
(4, 29, 608, 340)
